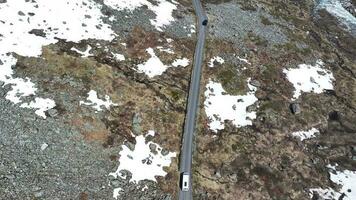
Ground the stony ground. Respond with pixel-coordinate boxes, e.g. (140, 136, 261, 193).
(0, 0, 355, 200)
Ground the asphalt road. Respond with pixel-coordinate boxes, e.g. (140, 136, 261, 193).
(179, 0, 208, 199)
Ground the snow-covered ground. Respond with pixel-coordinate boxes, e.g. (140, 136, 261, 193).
(112, 53, 126, 61)
(137, 48, 171, 78)
(71, 46, 94, 57)
(109, 131, 176, 199)
(157, 38, 175, 54)
(157, 46, 175, 54)
(291, 128, 320, 141)
(80, 90, 118, 112)
(283, 60, 334, 99)
(137, 48, 189, 77)
(0, 0, 116, 118)
(185, 24, 196, 37)
(204, 79, 258, 132)
(112, 188, 123, 199)
(310, 164, 356, 200)
(208, 56, 225, 67)
(21, 98, 56, 119)
(103, 0, 178, 31)
(236, 56, 251, 65)
(172, 58, 190, 67)
(0, 55, 56, 119)
(0, 56, 36, 104)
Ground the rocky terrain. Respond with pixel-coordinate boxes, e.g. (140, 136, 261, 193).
(0, 0, 355, 200)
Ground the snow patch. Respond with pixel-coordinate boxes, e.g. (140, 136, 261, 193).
(0, 55, 56, 118)
(208, 56, 225, 67)
(291, 128, 319, 141)
(146, 130, 156, 137)
(0, 55, 37, 104)
(157, 46, 175, 54)
(283, 60, 334, 99)
(21, 98, 56, 119)
(103, 0, 177, 31)
(310, 164, 356, 200)
(113, 187, 123, 199)
(172, 58, 190, 67)
(137, 48, 189, 78)
(109, 131, 176, 184)
(137, 48, 170, 78)
(149, 1, 177, 31)
(80, 90, 117, 112)
(186, 24, 196, 37)
(103, 0, 149, 11)
(142, 185, 149, 191)
(112, 53, 125, 61)
(204, 79, 258, 132)
(237, 56, 251, 65)
(71, 46, 93, 57)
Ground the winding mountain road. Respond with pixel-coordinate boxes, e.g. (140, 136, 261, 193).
(179, 0, 208, 199)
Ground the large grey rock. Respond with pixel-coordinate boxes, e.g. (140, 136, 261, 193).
(132, 113, 142, 135)
(250, 79, 261, 87)
(290, 103, 301, 114)
(124, 141, 135, 151)
(214, 170, 222, 179)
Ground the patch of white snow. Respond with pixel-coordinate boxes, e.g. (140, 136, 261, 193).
(20, 98, 56, 119)
(291, 128, 319, 141)
(0, 55, 37, 104)
(80, 90, 118, 112)
(137, 48, 170, 78)
(142, 185, 148, 191)
(103, 0, 177, 31)
(283, 60, 334, 99)
(149, 1, 177, 31)
(146, 130, 155, 137)
(208, 56, 225, 67)
(113, 187, 123, 199)
(172, 58, 190, 67)
(310, 164, 356, 200)
(112, 53, 125, 61)
(237, 56, 251, 65)
(204, 79, 258, 132)
(157, 46, 175, 54)
(109, 131, 176, 184)
(103, 0, 149, 11)
(187, 24, 196, 37)
(71, 46, 93, 57)
(0, 55, 56, 119)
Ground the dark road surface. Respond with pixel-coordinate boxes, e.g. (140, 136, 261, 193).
(179, 0, 208, 199)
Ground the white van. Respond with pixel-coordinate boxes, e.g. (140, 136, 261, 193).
(181, 172, 190, 191)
